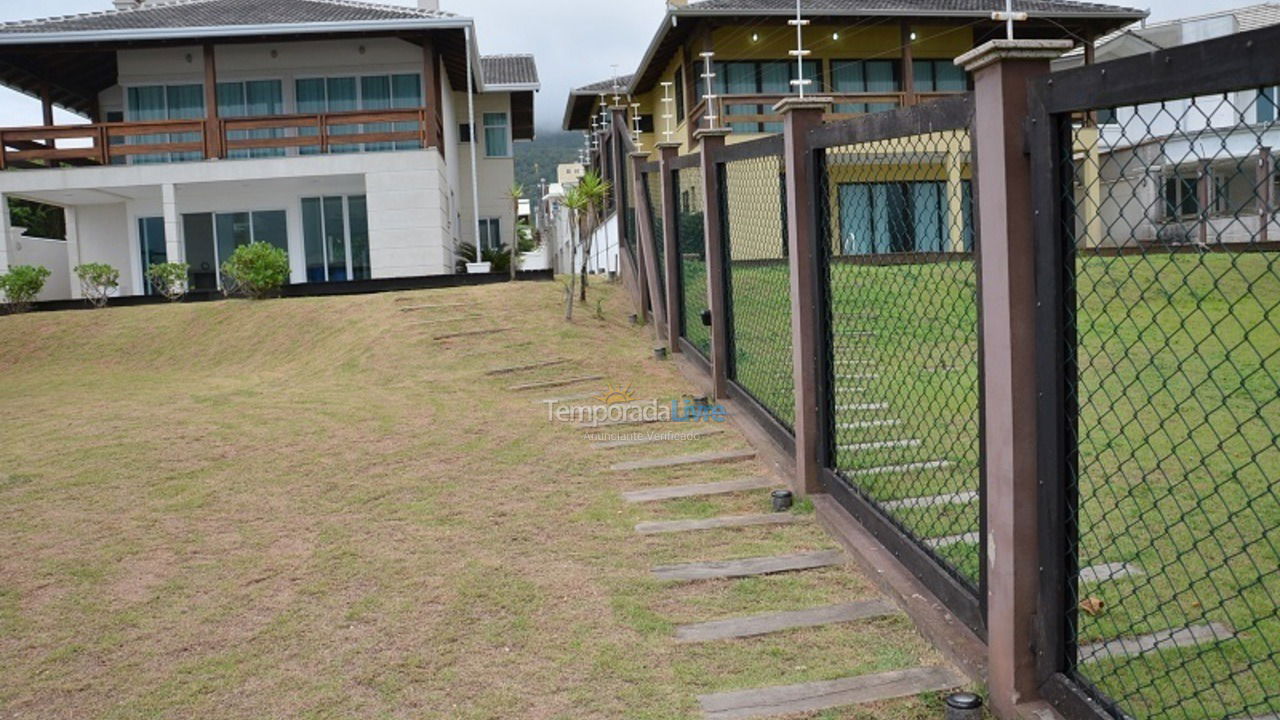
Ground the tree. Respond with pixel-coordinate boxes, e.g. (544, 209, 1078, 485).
(507, 182, 525, 281)
(562, 184, 591, 321)
(0, 265, 52, 314)
(7, 199, 65, 240)
(575, 171, 611, 303)
(74, 263, 119, 309)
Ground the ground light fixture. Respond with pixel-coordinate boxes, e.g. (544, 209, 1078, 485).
(771, 490, 794, 513)
(944, 692, 983, 720)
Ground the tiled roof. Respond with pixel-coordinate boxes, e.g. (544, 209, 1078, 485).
(1061, 2, 1280, 57)
(482, 54, 539, 87)
(0, 0, 457, 34)
(571, 74, 636, 95)
(676, 0, 1143, 16)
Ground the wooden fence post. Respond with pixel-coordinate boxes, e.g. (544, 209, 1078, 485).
(612, 107, 646, 319)
(776, 97, 832, 496)
(659, 142, 683, 353)
(1259, 146, 1272, 244)
(956, 39, 1072, 719)
(633, 151, 668, 343)
(697, 127, 732, 399)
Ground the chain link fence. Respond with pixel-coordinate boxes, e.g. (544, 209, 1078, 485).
(676, 162, 711, 359)
(1055, 89, 1280, 720)
(815, 110, 982, 592)
(718, 139, 794, 429)
(643, 164, 666, 294)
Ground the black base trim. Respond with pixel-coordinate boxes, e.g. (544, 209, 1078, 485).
(726, 379, 796, 459)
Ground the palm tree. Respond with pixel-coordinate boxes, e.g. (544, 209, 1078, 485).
(562, 184, 590, 320)
(506, 182, 525, 281)
(575, 171, 611, 303)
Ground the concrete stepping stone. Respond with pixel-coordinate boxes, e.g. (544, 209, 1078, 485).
(845, 460, 951, 478)
(1080, 562, 1144, 583)
(835, 331, 877, 338)
(837, 419, 902, 430)
(622, 477, 778, 503)
(485, 358, 570, 376)
(508, 375, 604, 391)
(838, 439, 922, 452)
(434, 327, 512, 340)
(881, 490, 977, 511)
(610, 449, 756, 473)
(835, 359, 877, 367)
(698, 665, 967, 720)
(408, 316, 477, 326)
(653, 550, 846, 582)
(400, 302, 469, 312)
(594, 428, 723, 450)
(636, 513, 801, 535)
(675, 599, 898, 644)
(1079, 623, 1234, 663)
(836, 403, 889, 412)
(534, 391, 598, 405)
(836, 373, 880, 381)
(924, 531, 980, 549)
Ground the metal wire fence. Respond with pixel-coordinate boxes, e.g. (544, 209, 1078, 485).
(718, 140, 793, 429)
(676, 163, 710, 359)
(816, 116, 982, 591)
(1053, 90, 1280, 720)
(644, 165, 666, 294)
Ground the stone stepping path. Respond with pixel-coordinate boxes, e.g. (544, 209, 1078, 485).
(1080, 562, 1144, 583)
(594, 428, 724, 450)
(675, 599, 898, 644)
(636, 513, 801, 535)
(508, 375, 604, 391)
(838, 439, 922, 452)
(622, 476, 778, 503)
(1079, 623, 1234, 663)
(407, 316, 478, 326)
(836, 373, 880, 381)
(845, 460, 951, 478)
(652, 550, 845, 582)
(835, 359, 877, 367)
(697, 665, 967, 720)
(434, 327, 512, 340)
(610, 449, 755, 473)
(485, 359, 571, 376)
(400, 302, 469, 312)
(836, 402, 889, 412)
(837, 419, 902, 430)
(881, 490, 977, 511)
(534, 391, 599, 405)
(924, 531, 980, 549)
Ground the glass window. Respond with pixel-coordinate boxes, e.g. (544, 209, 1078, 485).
(479, 217, 501, 251)
(138, 217, 167, 295)
(914, 60, 968, 93)
(484, 112, 510, 157)
(251, 210, 288, 254)
(1258, 87, 1278, 123)
(302, 198, 326, 282)
(674, 67, 686, 122)
(215, 211, 252, 269)
(324, 197, 348, 282)
(837, 181, 971, 255)
(832, 60, 901, 117)
(302, 196, 368, 282)
(183, 213, 218, 291)
(218, 80, 284, 158)
(348, 196, 371, 281)
(126, 84, 204, 163)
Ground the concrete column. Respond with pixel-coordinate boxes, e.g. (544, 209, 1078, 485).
(64, 206, 82, 300)
(1259, 146, 1272, 244)
(956, 38, 1072, 720)
(632, 151, 668, 344)
(658, 142, 683, 353)
(776, 97, 832, 496)
(0, 194, 11, 275)
(161, 184, 182, 264)
(696, 127, 732, 399)
(946, 150, 966, 252)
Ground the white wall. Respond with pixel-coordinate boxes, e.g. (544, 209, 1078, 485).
(454, 90, 517, 252)
(74, 203, 132, 300)
(5, 231, 71, 301)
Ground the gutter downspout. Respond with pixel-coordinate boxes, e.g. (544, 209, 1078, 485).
(466, 24, 482, 264)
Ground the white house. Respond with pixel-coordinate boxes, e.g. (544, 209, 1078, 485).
(0, 0, 539, 299)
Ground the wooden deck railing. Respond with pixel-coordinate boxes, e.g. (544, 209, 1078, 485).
(0, 108, 440, 170)
(686, 92, 964, 144)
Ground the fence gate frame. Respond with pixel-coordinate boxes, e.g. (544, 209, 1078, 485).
(1028, 24, 1280, 720)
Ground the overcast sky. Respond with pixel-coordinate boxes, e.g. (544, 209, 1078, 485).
(0, 0, 1244, 130)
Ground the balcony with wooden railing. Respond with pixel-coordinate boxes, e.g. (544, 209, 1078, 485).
(0, 108, 442, 170)
(686, 92, 964, 144)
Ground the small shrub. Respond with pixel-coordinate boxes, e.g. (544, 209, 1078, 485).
(220, 242, 289, 300)
(0, 264, 52, 313)
(74, 263, 119, 308)
(146, 262, 190, 302)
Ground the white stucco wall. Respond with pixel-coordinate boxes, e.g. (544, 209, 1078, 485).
(454, 91, 517, 251)
(74, 203, 132, 300)
(5, 231, 72, 301)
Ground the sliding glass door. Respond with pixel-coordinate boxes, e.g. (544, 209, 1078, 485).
(217, 80, 285, 159)
(296, 74, 422, 154)
(301, 195, 371, 283)
(183, 209, 289, 290)
(126, 84, 205, 164)
(138, 217, 167, 295)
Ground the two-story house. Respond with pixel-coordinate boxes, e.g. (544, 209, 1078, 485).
(0, 0, 539, 300)
(563, 0, 1142, 258)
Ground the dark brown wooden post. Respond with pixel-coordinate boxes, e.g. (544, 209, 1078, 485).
(422, 36, 441, 149)
(1259, 146, 1272, 244)
(633, 151, 668, 342)
(697, 127, 732, 398)
(776, 97, 832, 495)
(40, 83, 54, 127)
(1198, 159, 1213, 246)
(957, 38, 1072, 720)
(612, 106, 645, 317)
(203, 44, 221, 159)
(659, 141, 683, 353)
(901, 22, 916, 107)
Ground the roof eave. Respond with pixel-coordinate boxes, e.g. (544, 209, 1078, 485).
(0, 17, 473, 46)
(486, 82, 541, 92)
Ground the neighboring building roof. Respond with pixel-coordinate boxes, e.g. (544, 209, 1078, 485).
(1057, 2, 1280, 63)
(673, 0, 1143, 15)
(571, 75, 637, 95)
(0, 0, 457, 35)
(482, 54, 540, 89)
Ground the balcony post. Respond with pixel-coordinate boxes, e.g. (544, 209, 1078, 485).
(161, 183, 183, 266)
(40, 83, 54, 127)
(633, 151, 668, 344)
(776, 96, 832, 496)
(422, 36, 441, 149)
(901, 22, 916, 107)
(658, 141, 683, 353)
(956, 38, 1072, 719)
(202, 44, 221, 159)
(696, 127, 732, 399)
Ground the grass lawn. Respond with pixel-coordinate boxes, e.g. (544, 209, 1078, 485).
(695, 251, 1279, 719)
(0, 280, 953, 719)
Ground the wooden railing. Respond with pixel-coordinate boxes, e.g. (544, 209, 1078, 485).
(0, 108, 439, 170)
(686, 92, 964, 144)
